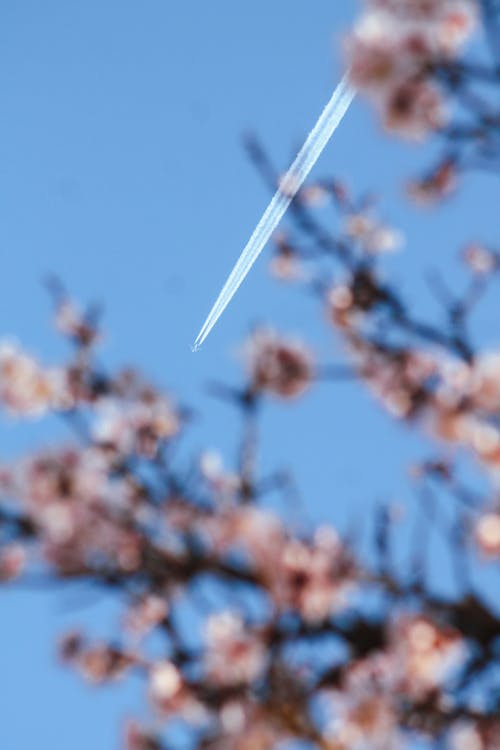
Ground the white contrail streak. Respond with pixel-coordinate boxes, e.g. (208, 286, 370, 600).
(192, 74, 355, 352)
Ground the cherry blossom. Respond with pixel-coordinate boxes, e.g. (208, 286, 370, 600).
(242, 328, 314, 399)
(204, 612, 267, 686)
(345, 0, 477, 139)
(0, 341, 71, 417)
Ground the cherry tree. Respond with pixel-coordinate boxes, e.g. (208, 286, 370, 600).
(2, 1, 500, 748)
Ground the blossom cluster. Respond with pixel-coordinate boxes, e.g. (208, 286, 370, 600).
(0, 301, 499, 749)
(346, 0, 477, 139)
(320, 262, 500, 489)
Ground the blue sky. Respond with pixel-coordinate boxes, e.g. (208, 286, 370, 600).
(1, 2, 499, 748)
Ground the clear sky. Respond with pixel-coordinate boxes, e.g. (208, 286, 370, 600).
(0, 2, 499, 748)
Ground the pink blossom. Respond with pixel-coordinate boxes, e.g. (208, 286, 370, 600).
(148, 661, 204, 724)
(54, 299, 99, 348)
(468, 353, 500, 411)
(212, 701, 281, 750)
(408, 160, 458, 204)
(390, 614, 465, 698)
(346, 15, 432, 93)
(0, 341, 71, 417)
(463, 243, 499, 275)
(269, 527, 355, 622)
(201, 504, 286, 565)
(124, 595, 169, 639)
(346, 0, 476, 140)
(345, 213, 403, 254)
(325, 653, 400, 750)
(149, 661, 184, 712)
(352, 341, 437, 419)
(450, 720, 500, 750)
(382, 79, 446, 140)
(269, 233, 306, 282)
(124, 721, 162, 750)
(199, 451, 241, 500)
(7, 447, 143, 575)
(243, 328, 314, 398)
(94, 393, 180, 458)
(474, 512, 500, 558)
(204, 611, 267, 686)
(327, 284, 356, 329)
(0, 543, 26, 581)
(78, 643, 136, 684)
(372, 0, 476, 39)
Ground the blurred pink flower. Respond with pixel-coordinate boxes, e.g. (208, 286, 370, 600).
(390, 614, 465, 698)
(94, 392, 180, 458)
(243, 328, 314, 398)
(382, 79, 446, 140)
(124, 595, 169, 639)
(0, 341, 71, 417)
(0, 543, 26, 581)
(346, 0, 476, 139)
(269, 527, 355, 622)
(325, 652, 400, 750)
(408, 160, 458, 204)
(475, 512, 500, 558)
(78, 643, 136, 684)
(204, 611, 267, 686)
(463, 243, 499, 275)
(450, 720, 500, 750)
(345, 212, 403, 254)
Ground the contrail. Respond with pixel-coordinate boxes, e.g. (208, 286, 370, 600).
(192, 74, 355, 352)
